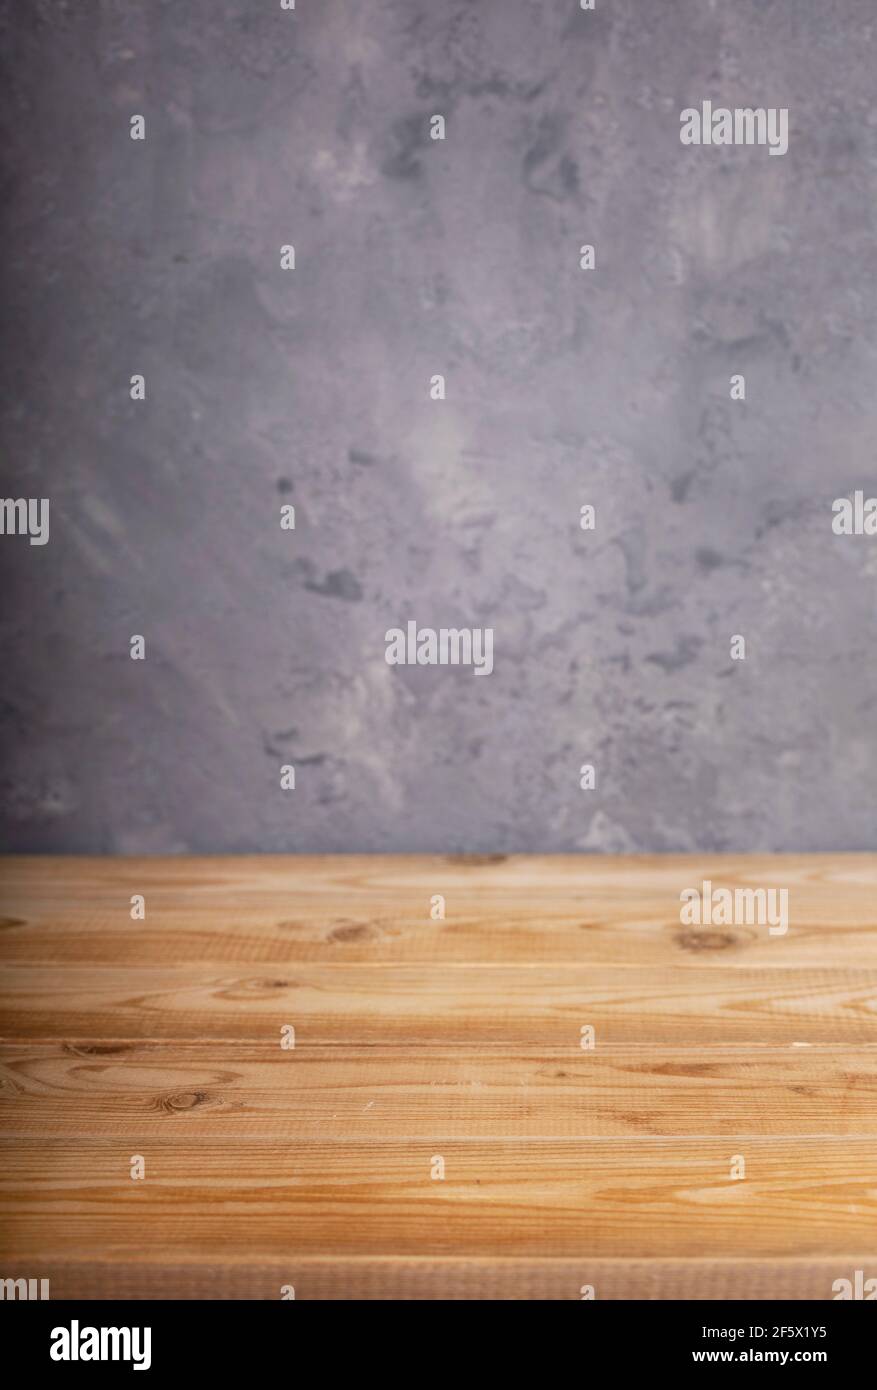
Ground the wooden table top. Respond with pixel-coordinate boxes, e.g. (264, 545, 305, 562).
(1, 854, 876, 1300)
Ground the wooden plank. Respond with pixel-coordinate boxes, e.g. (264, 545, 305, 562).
(25, 1255, 877, 1301)
(1, 962, 875, 1044)
(2, 855, 876, 1300)
(1, 1138, 876, 1263)
(2, 854, 876, 968)
(2, 1042, 877, 1140)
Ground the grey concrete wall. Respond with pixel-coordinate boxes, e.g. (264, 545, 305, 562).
(1, 0, 876, 854)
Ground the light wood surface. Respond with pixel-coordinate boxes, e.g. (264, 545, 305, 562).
(1, 854, 876, 1299)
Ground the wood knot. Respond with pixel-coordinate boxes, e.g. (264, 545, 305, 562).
(675, 929, 738, 953)
(328, 921, 372, 943)
(159, 1090, 214, 1113)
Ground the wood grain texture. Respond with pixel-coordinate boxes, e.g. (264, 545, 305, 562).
(1, 854, 876, 967)
(3, 1043, 877, 1139)
(2, 963, 876, 1044)
(2, 1138, 876, 1260)
(25, 1257, 877, 1303)
(1, 855, 876, 1299)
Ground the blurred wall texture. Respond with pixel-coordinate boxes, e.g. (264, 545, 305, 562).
(2, 0, 876, 854)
